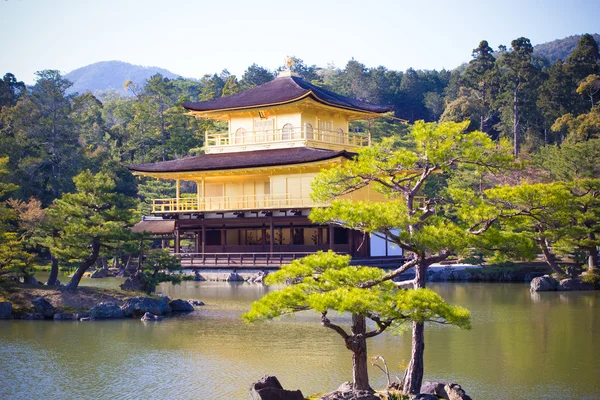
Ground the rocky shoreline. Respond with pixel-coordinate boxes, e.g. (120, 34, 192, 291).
(0, 289, 204, 321)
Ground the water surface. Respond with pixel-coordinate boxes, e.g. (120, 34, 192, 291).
(0, 280, 598, 399)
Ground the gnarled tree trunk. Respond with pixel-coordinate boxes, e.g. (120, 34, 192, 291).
(65, 238, 101, 291)
(46, 255, 59, 286)
(402, 261, 427, 394)
(345, 313, 371, 392)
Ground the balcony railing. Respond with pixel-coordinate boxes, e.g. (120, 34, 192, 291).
(152, 194, 318, 213)
(152, 194, 427, 214)
(205, 127, 370, 148)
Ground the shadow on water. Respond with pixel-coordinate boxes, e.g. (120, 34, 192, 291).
(1, 280, 598, 399)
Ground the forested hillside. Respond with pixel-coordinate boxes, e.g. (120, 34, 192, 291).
(65, 61, 181, 96)
(534, 34, 600, 63)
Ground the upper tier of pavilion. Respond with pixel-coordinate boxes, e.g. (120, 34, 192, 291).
(181, 71, 392, 154)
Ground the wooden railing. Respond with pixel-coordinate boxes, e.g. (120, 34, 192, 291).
(176, 252, 316, 267)
(205, 127, 370, 148)
(152, 195, 427, 213)
(152, 194, 319, 213)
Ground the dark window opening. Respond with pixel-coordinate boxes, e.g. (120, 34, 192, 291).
(334, 228, 349, 245)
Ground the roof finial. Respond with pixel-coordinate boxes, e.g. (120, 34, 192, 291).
(279, 56, 299, 78)
(285, 56, 296, 71)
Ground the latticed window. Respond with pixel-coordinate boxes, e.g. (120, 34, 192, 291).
(305, 123, 314, 139)
(282, 123, 294, 140)
(254, 119, 273, 142)
(234, 128, 245, 144)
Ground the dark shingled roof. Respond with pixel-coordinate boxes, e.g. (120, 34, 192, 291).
(131, 220, 175, 235)
(127, 147, 354, 173)
(181, 75, 392, 114)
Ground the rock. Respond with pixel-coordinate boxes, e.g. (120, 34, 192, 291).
(53, 313, 76, 321)
(444, 383, 472, 400)
(188, 299, 205, 307)
(319, 382, 378, 400)
(250, 375, 304, 400)
(414, 395, 439, 400)
(169, 299, 194, 312)
(120, 296, 171, 317)
(89, 302, 124, 319)
(90, 269, 109, 278)
(225, 272, 244, 282)
(140, 312, 163, 322)
(558, 278, 595, 291)
(120, 273, 145, 291)
(530, 275, 559, 292)
(0, 302, 12, 319)
(22, 313, 44, 320)
(523, 272, 545, 282)
(31, 297, 57, 318)
(420, 381, 448, 398)
(194, 271, 206, 281)
(156, 293, 171, 303)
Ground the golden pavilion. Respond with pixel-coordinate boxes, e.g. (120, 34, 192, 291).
(128, 66, 404, 268)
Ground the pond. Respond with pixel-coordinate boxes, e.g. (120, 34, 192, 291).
(0, 279, 598, 399)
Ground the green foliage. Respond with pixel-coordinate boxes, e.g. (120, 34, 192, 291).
(244, 251, 470, 331)
(581, 270, 600, 289)
(43, 171, 138, 289)
(138, 248, 182, 293)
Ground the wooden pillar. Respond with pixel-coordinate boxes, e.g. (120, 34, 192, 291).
(221, 226, 226, 251)
(201, 224, 206, 255)
(329, 226, 334, 251)
(349, 229, 355, 256)
(269, 217, 274, 254)
(195, 231, 200, 253)
(318, 227, 323, 247)
(174, 227, 181, 254)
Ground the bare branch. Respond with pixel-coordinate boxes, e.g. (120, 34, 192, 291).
(321, 312, 349, 339)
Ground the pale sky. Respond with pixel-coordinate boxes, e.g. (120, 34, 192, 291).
(1, 0, 599, 84)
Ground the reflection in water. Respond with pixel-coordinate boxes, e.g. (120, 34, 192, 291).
(0, 281, 599, 399)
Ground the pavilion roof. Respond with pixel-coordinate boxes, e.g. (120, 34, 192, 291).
(127, 147, 354, 173)
(181, 75, 392, 114)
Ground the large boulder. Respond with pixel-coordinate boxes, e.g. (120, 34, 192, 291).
(53, 313, 76, 321)
(141, 312, 163, 322)
(169, 299, 194, 312)
(188, 299, 205, 307)
(226, 272, 244, 282)
(319, 382, 378, 400)
(250, 375, 304, 400)
(89, 302, 124, 319)
(120, 296, 171, 317)
(420, 381, 448, 398)
(90, 269, 108, 278)
(0, 302, 12, 319)
(558, 278, 595, 291)
(444, 383, 472, 400)
(31, 297, 57, 318)
(420, 381, 472, 400)
(120, 273, 145, 291)
(530, 275, 559, 292)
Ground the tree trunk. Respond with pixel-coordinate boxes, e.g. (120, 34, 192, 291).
(65, 238, 101, 291)
(346, 313, 371, 392)
(46, 255, 59, 286)
(402, 261, 427, 394)
(402, 321, 425, 394)
(588, 245, 599, 271)
(538, 237, 563, 275)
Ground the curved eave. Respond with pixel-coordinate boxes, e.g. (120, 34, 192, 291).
(126, 153, 355, 179)
(182, 91, 392, 117)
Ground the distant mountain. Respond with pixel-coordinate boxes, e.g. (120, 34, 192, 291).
(65, 61, 181, 96)
(533, 34, 600, 63)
